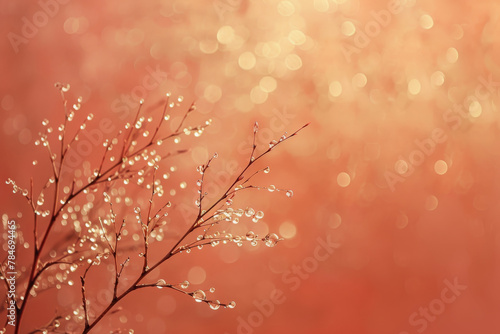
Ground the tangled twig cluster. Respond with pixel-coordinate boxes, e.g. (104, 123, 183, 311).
(1, 83, 307, 333)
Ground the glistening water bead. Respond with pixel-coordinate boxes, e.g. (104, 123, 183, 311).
(246, 231, 256, 240)
(156, 279, 166, 288)
(209, 300, 221, 310)
(245, 207, 255, 217)
(192, 289, 206, 302)
(264, 233, 280, 247)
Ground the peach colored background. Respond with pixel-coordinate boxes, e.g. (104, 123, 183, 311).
(1, 0, 500, 333)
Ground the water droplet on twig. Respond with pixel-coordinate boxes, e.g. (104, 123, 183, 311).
(269, 140, 278, 148)
(246, 231, 256, 241)
(209, 300, 221, 310)
(245, 207, 255, 217)
(263, 233, 281, 247)
(156, 279, 166, 288)
(192, 290, 206, 302)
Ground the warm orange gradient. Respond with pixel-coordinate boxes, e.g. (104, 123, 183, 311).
(1, 0, 500, 333)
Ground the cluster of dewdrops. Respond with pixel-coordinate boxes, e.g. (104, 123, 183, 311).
(3, 81, 292, 324)
(29, 261, 80, 297)
(175, 205, 282, 254)
(6, 83, 217, 304)
(50, 84, 214, 248)
(4, 178, 54, 218)
(154, 279, 236, 311)
(197, 228, 281, 248)
(189, 154, 290, 253)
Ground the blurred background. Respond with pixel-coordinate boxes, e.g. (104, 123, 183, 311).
(1, 0, 500, 333)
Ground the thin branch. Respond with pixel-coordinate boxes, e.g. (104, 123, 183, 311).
(80, 264, 92, 330)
